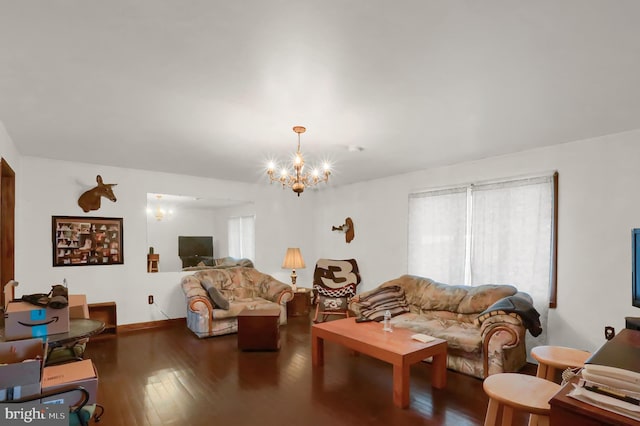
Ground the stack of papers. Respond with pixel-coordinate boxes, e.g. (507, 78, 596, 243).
(568, 364, 640, 421)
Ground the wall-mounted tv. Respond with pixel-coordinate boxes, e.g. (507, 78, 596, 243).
(633, 229, 640, 308)
(178, 236, 213, 268)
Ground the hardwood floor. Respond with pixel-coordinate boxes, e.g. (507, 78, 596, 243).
(84, 315, 536, 426)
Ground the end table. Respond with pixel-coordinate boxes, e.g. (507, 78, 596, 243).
(287, 288, 312, 318)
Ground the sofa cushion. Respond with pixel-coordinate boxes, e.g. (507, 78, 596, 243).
(211, 297, 280, 319)
(399, 276, 469, 312)
(391, 313, 482, 354)
(457, 284, 517, 314)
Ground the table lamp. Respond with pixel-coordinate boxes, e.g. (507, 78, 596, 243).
(282, 248, 305, 292)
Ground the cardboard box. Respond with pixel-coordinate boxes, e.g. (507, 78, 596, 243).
(41, 359, 98, 406)
(4, 301, 70, 341)
(68, 294, 89, 319)
(0, 338, 45, 401)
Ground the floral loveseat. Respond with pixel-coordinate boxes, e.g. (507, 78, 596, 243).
(181, 257, 254, 271)
(180, 267, 294, 338)
(349, 275, 540, 379)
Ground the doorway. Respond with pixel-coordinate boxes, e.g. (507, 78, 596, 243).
(0, 158, 15, 307)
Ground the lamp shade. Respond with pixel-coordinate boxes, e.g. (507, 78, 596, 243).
(282, 248, 306, 269)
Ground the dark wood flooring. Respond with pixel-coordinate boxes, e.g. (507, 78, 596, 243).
(84, 315, 536, 426)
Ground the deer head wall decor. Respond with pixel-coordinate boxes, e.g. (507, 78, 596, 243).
(332, 217, 355, 243)
(78, 175, 118, 212)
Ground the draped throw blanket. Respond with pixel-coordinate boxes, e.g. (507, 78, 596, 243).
(356, 285, 409, 322)
(476, 295, 543, 337)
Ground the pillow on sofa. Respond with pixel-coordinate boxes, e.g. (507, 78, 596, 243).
(359, 285, 409, 321)
(200, 277, 230, 310)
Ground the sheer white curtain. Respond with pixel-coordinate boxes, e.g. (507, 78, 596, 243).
(408, 188, 468, 284)
(228, 215, 255, 261)
(470, 177, 552, 347)
(408, 175, 553, 346)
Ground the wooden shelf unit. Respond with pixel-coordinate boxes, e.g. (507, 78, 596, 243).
(88, 301, 117, 338)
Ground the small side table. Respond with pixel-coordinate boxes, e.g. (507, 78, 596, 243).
(287, 288, 312, 318)
(237, 307, 281, 351)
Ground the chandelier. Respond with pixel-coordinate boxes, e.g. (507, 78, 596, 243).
(266, 126, 331, 196)
(148, 194, 173, 221)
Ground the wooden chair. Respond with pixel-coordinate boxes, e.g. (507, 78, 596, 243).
(312, 259, 361, 323)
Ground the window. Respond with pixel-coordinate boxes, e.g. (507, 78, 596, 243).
(228, 215, 255, 260)
(408, 173, 558, 346)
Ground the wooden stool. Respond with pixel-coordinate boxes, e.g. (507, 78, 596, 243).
(147, 254, 159, 273)
(531, 346, 591, 382)
(483, 373, 560, 426)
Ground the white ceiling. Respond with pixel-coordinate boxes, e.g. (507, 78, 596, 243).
(1, 1, 639, 187)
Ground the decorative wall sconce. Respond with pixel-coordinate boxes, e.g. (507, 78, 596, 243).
(332, 217, 355, 243)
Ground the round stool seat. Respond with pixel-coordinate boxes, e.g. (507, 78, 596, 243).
(483, 373, 560, 415)
(531, 346, 591, 382)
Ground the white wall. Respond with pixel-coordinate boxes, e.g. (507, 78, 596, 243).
(15, 156, 315, 325)
(11, 126, 640, 353)
(312, 129, 640, 352)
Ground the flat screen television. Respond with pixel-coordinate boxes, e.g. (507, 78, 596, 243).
(178, 236, 213, 259)
(633, 229, 640, 308)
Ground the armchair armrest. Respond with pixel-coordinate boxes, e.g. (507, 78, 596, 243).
(248, 270, 294, 305)
(478, 313, 526, 378)
(261, 280, 294, 305)
(188, 296, 214, 335)
(348, 298, 364, 316)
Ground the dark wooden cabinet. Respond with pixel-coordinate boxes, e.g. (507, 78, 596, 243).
(287, 288, 311, 318)
(237, 308, 280, 351)
(88, 302, 117, 338)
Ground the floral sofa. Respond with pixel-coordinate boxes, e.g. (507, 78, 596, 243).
(349, 275, 539, 379)
(181, 257, 254, 271)
(180, 267, 294, 338)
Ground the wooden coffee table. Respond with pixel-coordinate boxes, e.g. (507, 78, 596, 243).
(312, 317, 447, 408)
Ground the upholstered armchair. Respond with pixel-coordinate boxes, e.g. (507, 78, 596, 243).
(181, 267, 294, 338)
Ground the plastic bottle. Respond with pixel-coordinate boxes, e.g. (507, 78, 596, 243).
(383, 310, 392, 332)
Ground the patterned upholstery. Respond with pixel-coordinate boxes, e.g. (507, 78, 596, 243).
(313, 259, 361, 322)
(180, 267, 294, 338)
(349, 275, 531, 379)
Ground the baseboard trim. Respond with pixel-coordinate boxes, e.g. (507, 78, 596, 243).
(118, 317, 186, 333)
